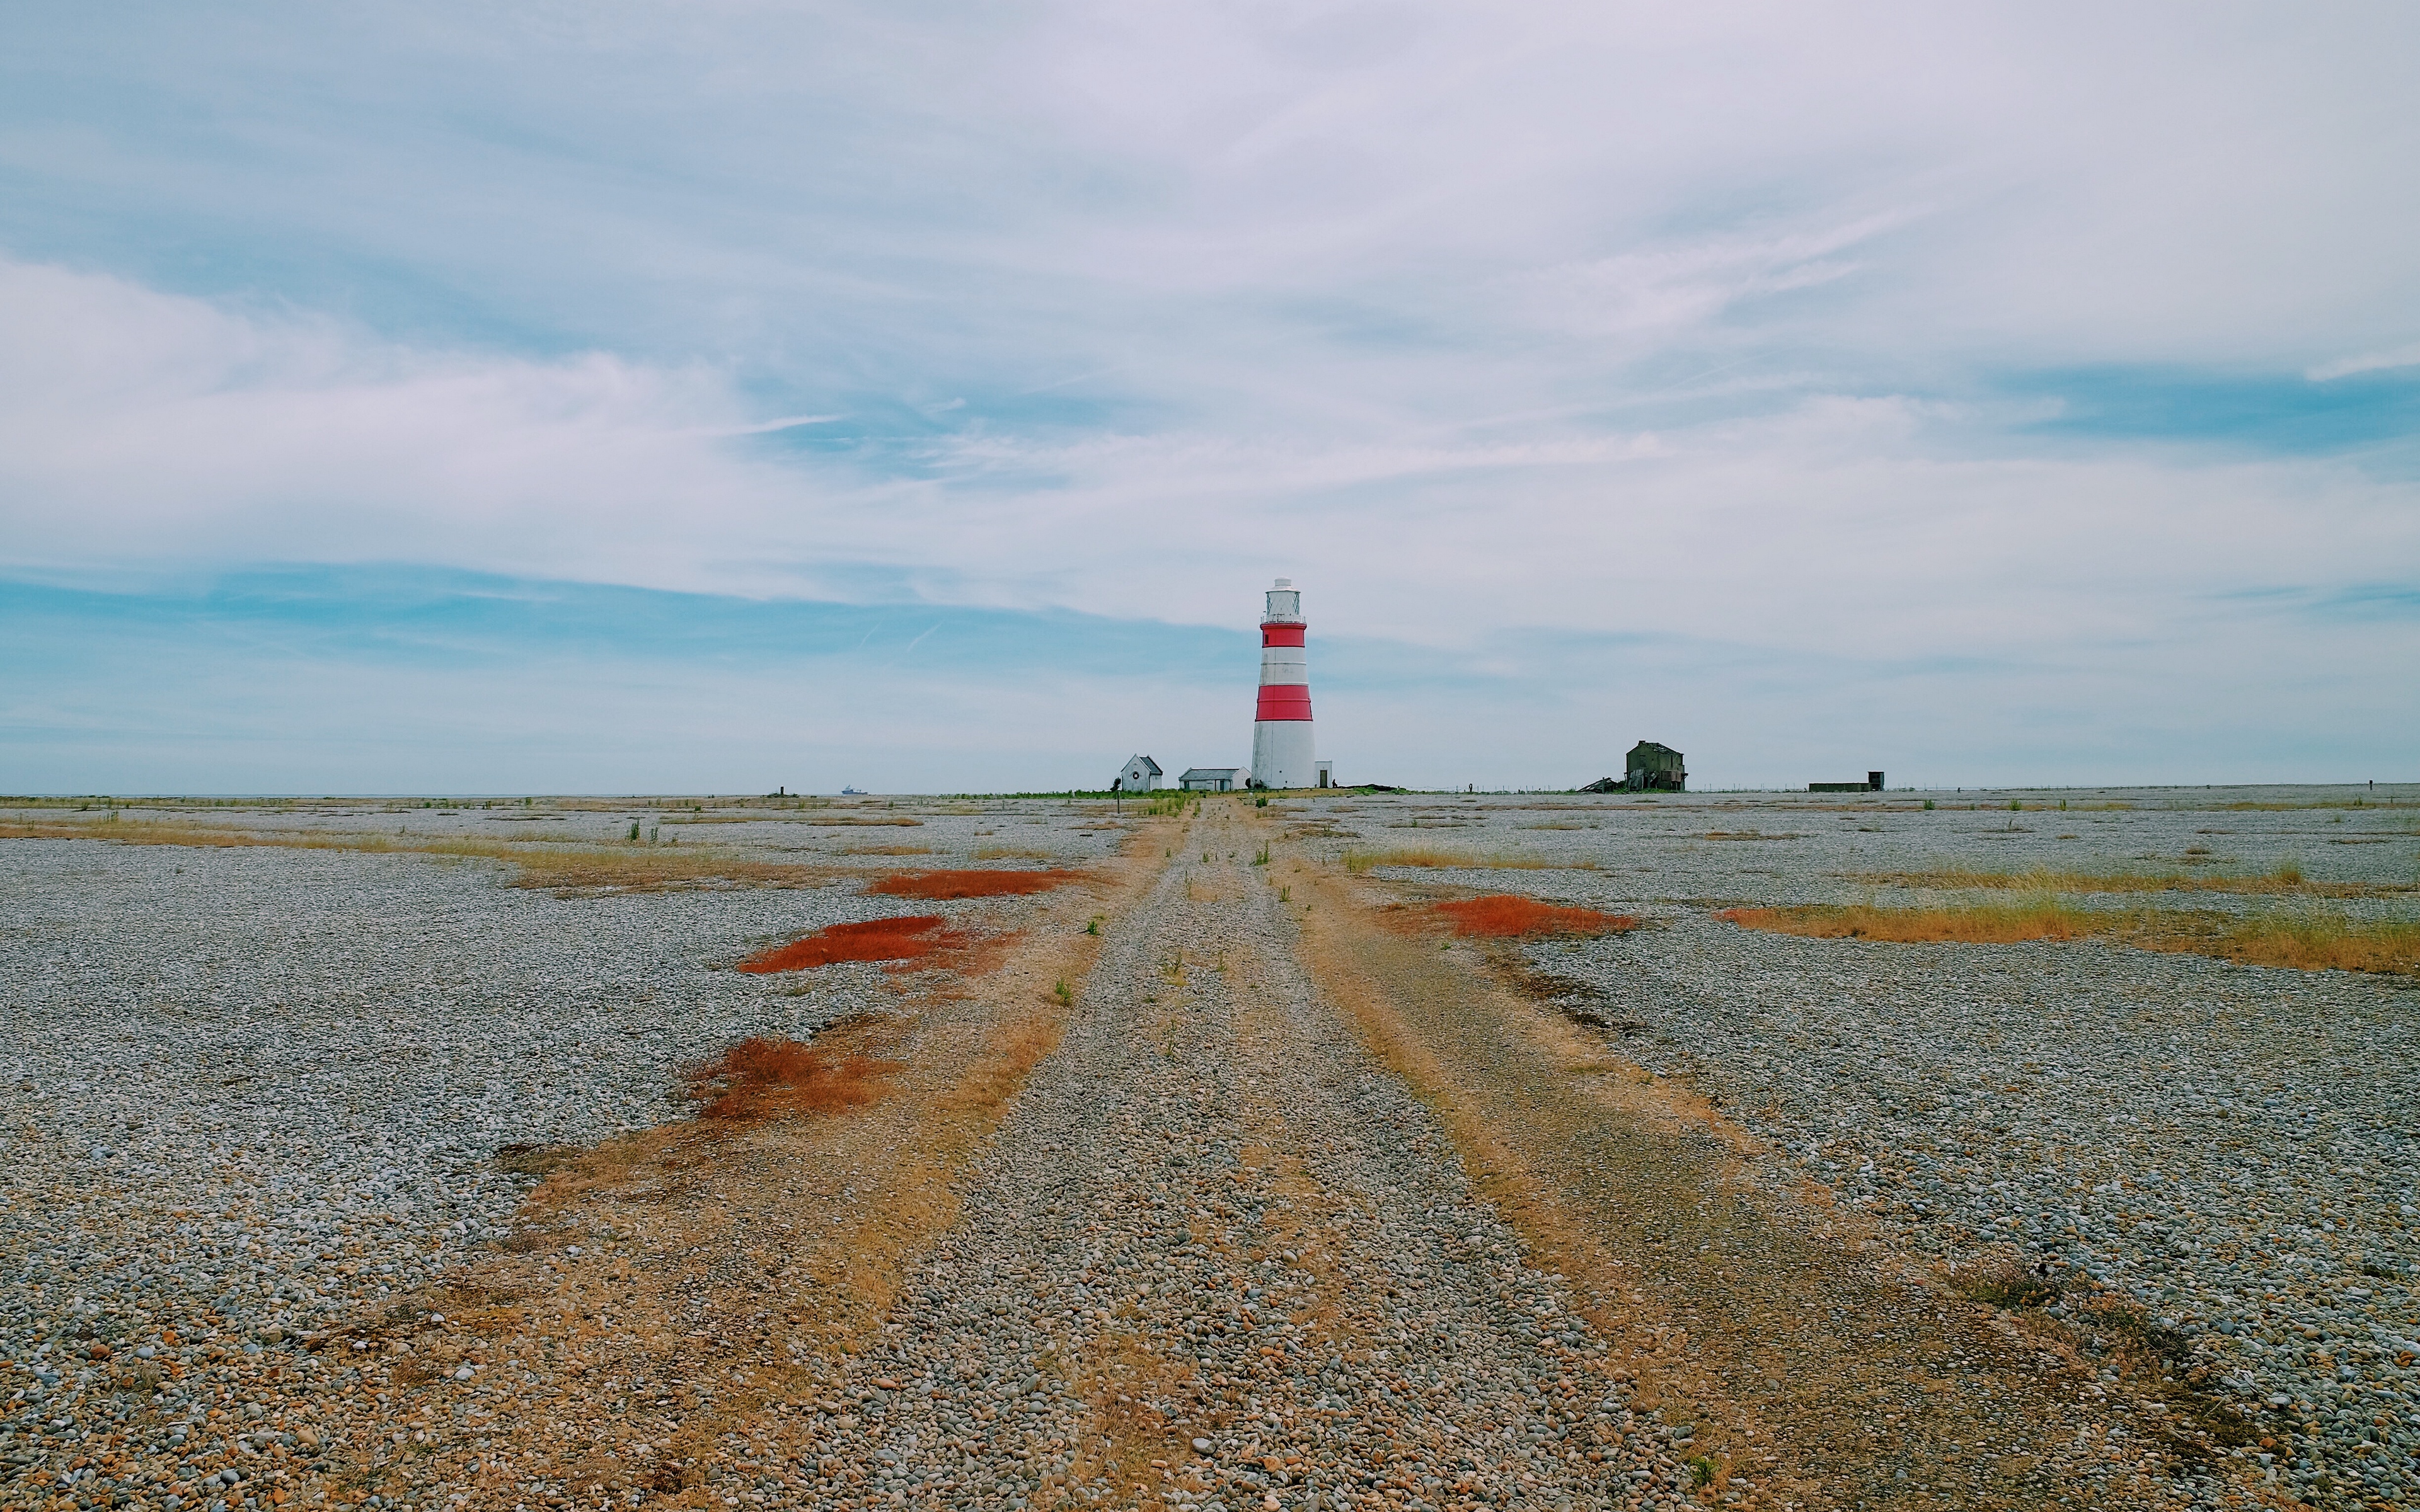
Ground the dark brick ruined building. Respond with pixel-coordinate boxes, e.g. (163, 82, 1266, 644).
(1625, 741, 1686, 791)
(1581, 742, 1687, 793)
(1578, 742, 1686, 793)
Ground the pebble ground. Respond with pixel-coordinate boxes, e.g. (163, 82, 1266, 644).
(3, 785, 2413, 1511)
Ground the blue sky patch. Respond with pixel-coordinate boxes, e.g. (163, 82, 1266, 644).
(2008, 366, 2420, 456)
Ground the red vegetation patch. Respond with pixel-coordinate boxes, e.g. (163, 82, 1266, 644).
(870, 868, 1085, 900)
(1434, 895, 1639, 938)
(684, 1034, 901, 1121)
(734, 915, 964, 973)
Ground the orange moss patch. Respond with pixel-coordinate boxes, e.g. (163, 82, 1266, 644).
(734, 915, 962, 972)
(870, 868, 1085, 899)
(683, 1034, 902, 1122)
(1434, 895, 1639, 937)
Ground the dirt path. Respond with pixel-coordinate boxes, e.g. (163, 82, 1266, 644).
(301, 801, 2270, 1512)
(800, 803, 1676, 1509)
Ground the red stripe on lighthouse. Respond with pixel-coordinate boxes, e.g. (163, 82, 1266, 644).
(1255, 685, 1313, 721)
(1260, 622, 1306, 647)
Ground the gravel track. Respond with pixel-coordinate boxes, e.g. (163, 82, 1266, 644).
(818, 809, 1680, 1510)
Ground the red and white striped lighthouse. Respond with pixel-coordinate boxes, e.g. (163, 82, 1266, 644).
(1250, 578, 1318, 789)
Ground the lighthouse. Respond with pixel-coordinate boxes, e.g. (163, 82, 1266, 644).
(1250, 578, 1318, 789)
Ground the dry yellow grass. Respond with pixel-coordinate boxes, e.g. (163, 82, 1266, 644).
(1715, 898, 2102, 944)
(0, 816, 826, 893)
(1717, 900, 2420, 974)
(1867, 862, 2402, 899)
(1340, 845, 1591, 874)
(2160, 912, 2420, 974)
(970, 842, 1051, 859)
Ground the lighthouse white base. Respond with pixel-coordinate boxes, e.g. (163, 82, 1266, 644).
(1251, 721, 1317, 790)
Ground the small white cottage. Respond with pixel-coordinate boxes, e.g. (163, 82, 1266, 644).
(1178, 767, 1249, 793)
(1112, 755, 1163, 792)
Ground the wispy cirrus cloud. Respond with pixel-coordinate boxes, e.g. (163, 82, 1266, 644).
(1, 2, 2416, 788)
(2307, 343, 2420, 382)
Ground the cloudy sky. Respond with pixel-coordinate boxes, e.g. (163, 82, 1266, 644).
(4, 3, 2415, 793)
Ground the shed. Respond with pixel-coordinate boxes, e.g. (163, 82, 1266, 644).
(1179, 767, 1248, 793)
(1625, 741, 1687, 792)
(1112, 755, 1163, 792)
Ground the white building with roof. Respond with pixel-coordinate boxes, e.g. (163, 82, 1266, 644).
(1179, 767, 1249, 792)
(1112, 755, 1163, 791)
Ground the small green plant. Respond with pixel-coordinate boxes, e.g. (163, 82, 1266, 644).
(627, 820, 642, 841)
(2058, 798, 2069, 810)
(1922, 799, 1936, 810)
(1052, 978, 1074, 1007)
(2009, 798, 2023, 811)
(2070, 1292, 2194, 1365)
(1952, 1257, 2063, 1309)
(1084, 915, 1103, 936)
(1252, 843, 1270, 866)
(1279, 886, 1291, 902)
(1203, 851, 1213, 862)
(1686, 1455, 1717, 1488)
(1255, 794, 1269, 808)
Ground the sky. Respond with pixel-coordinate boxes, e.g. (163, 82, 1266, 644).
(3, 2, 2416, 794)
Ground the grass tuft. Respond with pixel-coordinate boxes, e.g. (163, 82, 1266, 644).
(2181, 910, 2420, 974)
(1865, 862, 2393, 899)
(0, 816, 824, 893)
(1952, 1257, 2063, 1309)
(1342, 845, 1590, 874)
(1716, 899, 2420, 974)
(1714, 898, 2097, 944)
(493, 1143, 584, 1177)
